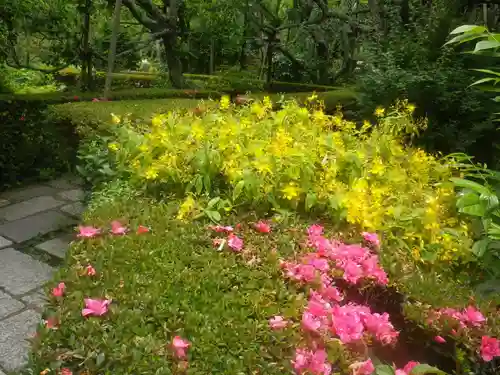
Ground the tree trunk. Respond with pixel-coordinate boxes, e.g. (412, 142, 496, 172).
(266, 35, 274, 85)
(104, 0, 122, 99)
(80, 0, 92, 91)
(162, 35, 184, 88)
(209, 38, 215, 74)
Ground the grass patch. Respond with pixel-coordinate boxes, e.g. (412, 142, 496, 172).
(30, 198, 303, 374)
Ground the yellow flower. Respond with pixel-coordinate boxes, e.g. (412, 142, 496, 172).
(374, 107, 385, 117)
(40, 370, 50, 375)
(263, 96, 272, 109)
(406, 103, 416, 113)
(108, 142, 119, 151)
(111, 113, 121, 124)
(152, 115, 163, 127)
(138, 144, 148, 152)
(220, 95, 230, 110)
(144, 167, 158, 180)
(282, 183, 301, 200)
(177, 196, 196, 221)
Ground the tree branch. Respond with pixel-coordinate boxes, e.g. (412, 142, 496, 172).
(122, 0, 159, 30)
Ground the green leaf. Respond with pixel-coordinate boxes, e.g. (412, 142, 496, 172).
(456, 192, 480, 209)
(487, 222, 500, 240)
(375, 364, 395, 375)
(410, 364, 446, 375)
(450, 24, 487, 35)
(305, 192, 317, 211)
(96, 352, 105, 367)
(232, 180, 245, 201)
(206, 210, 221, 222)
(444, 32, 485, 46)
(470, 77, 500, 87)
(195, 175, 203, 195)
(472, 68, 500, 77)
(474, 40, 500, 52)
(450, 177, 490, 195)
(207, 197, 221, 209)
(472, 238, 490, 257)
(204, 175, 212, 193)
(460, 203, 486, 216)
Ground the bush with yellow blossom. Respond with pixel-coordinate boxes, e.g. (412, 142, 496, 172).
(104, 95, 473, 266)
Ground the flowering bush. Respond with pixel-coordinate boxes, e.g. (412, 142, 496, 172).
(103, 96, 471, 265)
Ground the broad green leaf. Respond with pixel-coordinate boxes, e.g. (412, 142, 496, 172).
(460, 203, 486, 216)
(444, 32, 485, 46)
(232, 180, 245, 201)
(450, 24, 487, 35)
(305, 192, 317, 211)
(487, 222, 500, 240)
(375, 364, 395, 375)
(472, 68, 500, 77)
(207, 197, 221, 208)
(195, 175, 203, 195)
(456, 192, 480, 209)
(472, 238, 490, 257)
(450, 177, 490, 195)
(474, 40, 500, 52)
(410, 364, 446, 375)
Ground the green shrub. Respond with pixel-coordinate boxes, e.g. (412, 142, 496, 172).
(90, 97, 474, 271)
(0, 99, 77, 189)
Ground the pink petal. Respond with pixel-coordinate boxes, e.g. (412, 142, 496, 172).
(434, 335, 446, 344)
(111, 220, 128, 235)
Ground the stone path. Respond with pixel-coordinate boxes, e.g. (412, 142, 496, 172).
(0, 175, 85, 373)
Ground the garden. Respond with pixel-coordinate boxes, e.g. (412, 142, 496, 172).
(1, 0, 500, 374)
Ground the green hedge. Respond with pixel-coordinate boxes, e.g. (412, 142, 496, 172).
(0, 99, 78, 189)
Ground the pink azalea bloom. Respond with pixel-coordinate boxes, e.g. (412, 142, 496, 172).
(434, 335, 446, 344)
(136, 225, 150, 234)
(363, 312, 399, 345)
(86, 265, 96, 276)
(302, 311, 322, 332)
(403, 361, 420, 374)
(44, 317, 59, 330)
(82, 298, 111, 317)
(331, 309, 365, 343)
(172, 336, 191, 359)
(77, 225, 100, 238)
(52, 282, 66, 297)
(111, 220, 128, 235)
(60, 368, 73, 375)
(349, 359, 375, 375)
(462, 306, 485, 327)
(292, 348, 310, 373)
(395, 370, 408, 375)
(296, 264, 317, 282)
(307, 224, 324, 237)
(269, 315, 288, 330)
(342, 260, 364, 284)
(362, 232, 380, 247)
(321, 285, 344, 302)
(309, 349, 332, 375)
(227, 234, 243, 251)
(254, 221, 271, 233)
(209, 225, 234, 233)
(480, 336, 500, 362)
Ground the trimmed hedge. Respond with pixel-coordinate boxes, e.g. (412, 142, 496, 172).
(0, 99, 78, 190)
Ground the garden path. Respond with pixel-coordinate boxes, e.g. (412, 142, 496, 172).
(0, 175, 85, 373)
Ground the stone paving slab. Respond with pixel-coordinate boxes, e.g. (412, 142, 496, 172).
(0, 249, 53, 295)
(0, 185, 60, 203)
(0, 309, 40, 371)
(60, 202, 85, 218)
(35, 234, 74, 259)
(21, 291, 47, 311)
(0, 196, 65, 222)
(0, 211, 76, 243)
(47, 176, 83, 190)
(57, 189, 84, 202)
(0, 291, 24, 319)
(0, 236, 12, 249)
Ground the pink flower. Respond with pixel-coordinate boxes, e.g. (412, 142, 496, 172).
(462, 306, 485, 327)
(395, 370, 408, 375)
(254, 220, 271, 233)
(330, 305, 365, 343)
(82, 298, 111, 317)
(403, 361, 420, 374)
(321, 285, 343, 302)
(209, 225, 234, 233)
(60, 369, 72, 375)
(86, 265, 96, 276)
(111, 220, 128, 235)
(349, 359, 375, 375)
(92, 98, 100, 102)
(227, 234, 243, 251)
(44, 317, 59, 330)
(364, 312, 399, 345)
(172, 336, 190, 359)
(52, 282, 66, 297)
(20, 116, 25, 121)
(77, 226, 100, 238)
(307, 224, 324, 237)
(136, 225, 150, 234)
(480, 336, 500, 362)
(269, 315, 288, 330)
(362, 232, 380, 247)
(292, 348, 331, 375)
(342, 260, 363, 284)
(434, 335, 446, 344)
(302, 311, 322, 332)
